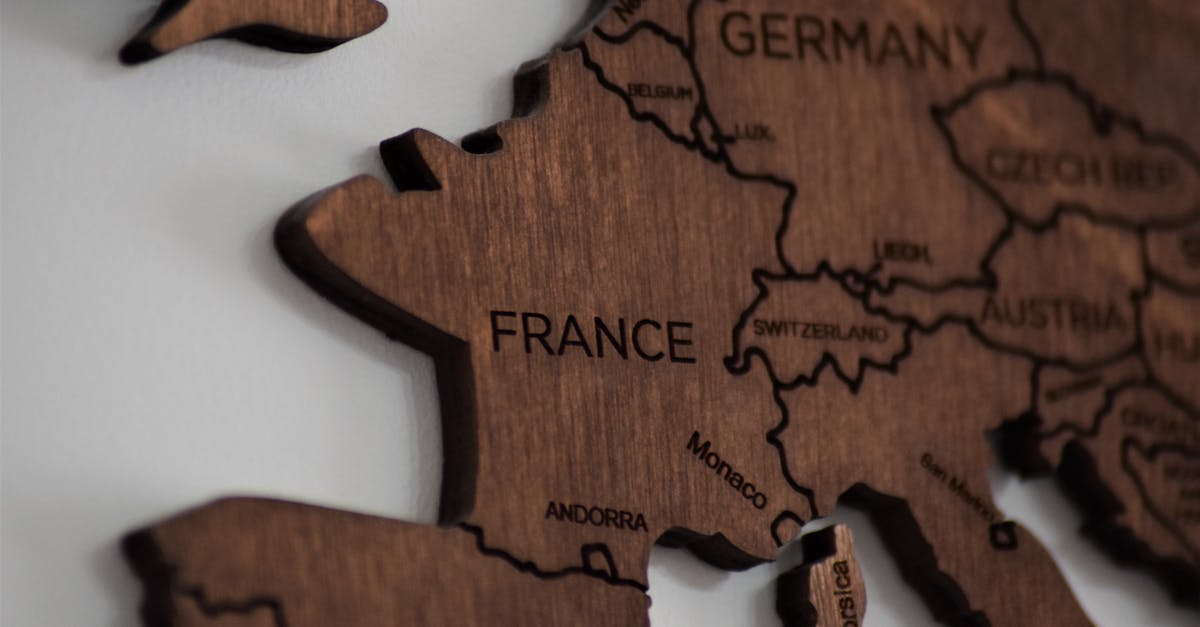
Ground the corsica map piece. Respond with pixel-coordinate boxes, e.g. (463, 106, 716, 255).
(776, 525, 867, 627)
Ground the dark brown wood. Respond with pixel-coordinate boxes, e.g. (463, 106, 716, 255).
(777, 525, 866, 627)
(122, 0, 1200, 625)
(772, 521, 868, 624)
(120, 0, 387, 65)
(123, 498, 649, 627)
(276, 52, 814, 578)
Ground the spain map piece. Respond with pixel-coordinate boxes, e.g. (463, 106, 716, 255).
(122, 0, 1200, 625)
(119, 0, 387, 65)
(124, 498, 650, 627)
(776, 525, 866, 627)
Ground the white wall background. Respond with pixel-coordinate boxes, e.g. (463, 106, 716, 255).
(1, 1, 1194, 625)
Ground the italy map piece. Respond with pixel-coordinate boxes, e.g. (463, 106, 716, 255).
(120, 0, 387, 65)
(121, 0, 1200, 626)
(277, 50, 815, 581)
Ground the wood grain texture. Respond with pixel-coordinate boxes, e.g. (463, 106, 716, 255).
(777, 525, 866, 627)
(276, 52, 814, 581)
(120, 0, 387, 65)
(270, 46, 1099, 625)
(599, 0, 1200, 617)
(123, 498, 649, 627)
(990, 1, 1200, 602)
(122, 0, 1200, 624)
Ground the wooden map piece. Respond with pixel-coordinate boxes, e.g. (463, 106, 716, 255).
(269, 44, 1093, 625)
(1003, 380, 1200, 604)
(776, 525, 866, 627)
(121, 0, 1200, 624)
(597, 0, 1200, 617)
(758, 324, 1091, 625)
(276, 51, 814, 582)
(119, 0, 387, 65)
(123, 498, 649, 627)
(984, 2, 1200, 604)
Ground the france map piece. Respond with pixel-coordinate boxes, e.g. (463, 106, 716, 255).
(122, 0, 1200, 625)
(277, 52, 814, 581)
(120, 0, 387, 65)
(269, 17, 1084, 622)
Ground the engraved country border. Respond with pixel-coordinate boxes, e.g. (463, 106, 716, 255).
(576, 0, 1200, 616)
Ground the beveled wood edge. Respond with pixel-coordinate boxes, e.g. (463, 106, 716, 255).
(120, 0, 388, 65)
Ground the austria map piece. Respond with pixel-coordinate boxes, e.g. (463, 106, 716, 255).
(120, 0, 387, 64)
(122, 0, 1200, 626)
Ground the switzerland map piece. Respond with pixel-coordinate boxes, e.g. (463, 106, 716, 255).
(125, 1, 1200, 626)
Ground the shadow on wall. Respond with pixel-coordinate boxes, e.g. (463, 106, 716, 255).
(990, 467, 1198, 625)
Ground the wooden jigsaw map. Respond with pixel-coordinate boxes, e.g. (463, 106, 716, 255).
(119, 1, 1200, 625)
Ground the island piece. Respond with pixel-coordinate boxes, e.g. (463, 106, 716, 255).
(120, 0, 387, 64)
(777, 525, 866, 627)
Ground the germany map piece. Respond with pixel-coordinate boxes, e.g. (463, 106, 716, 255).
(122, 0, 1200, 625)
(120, 0, 387, 64)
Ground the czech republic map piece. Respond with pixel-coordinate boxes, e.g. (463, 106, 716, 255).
(776, 525, 866, 627)
(120, 0, 386, 64)
(122, 0, 1200, 625)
